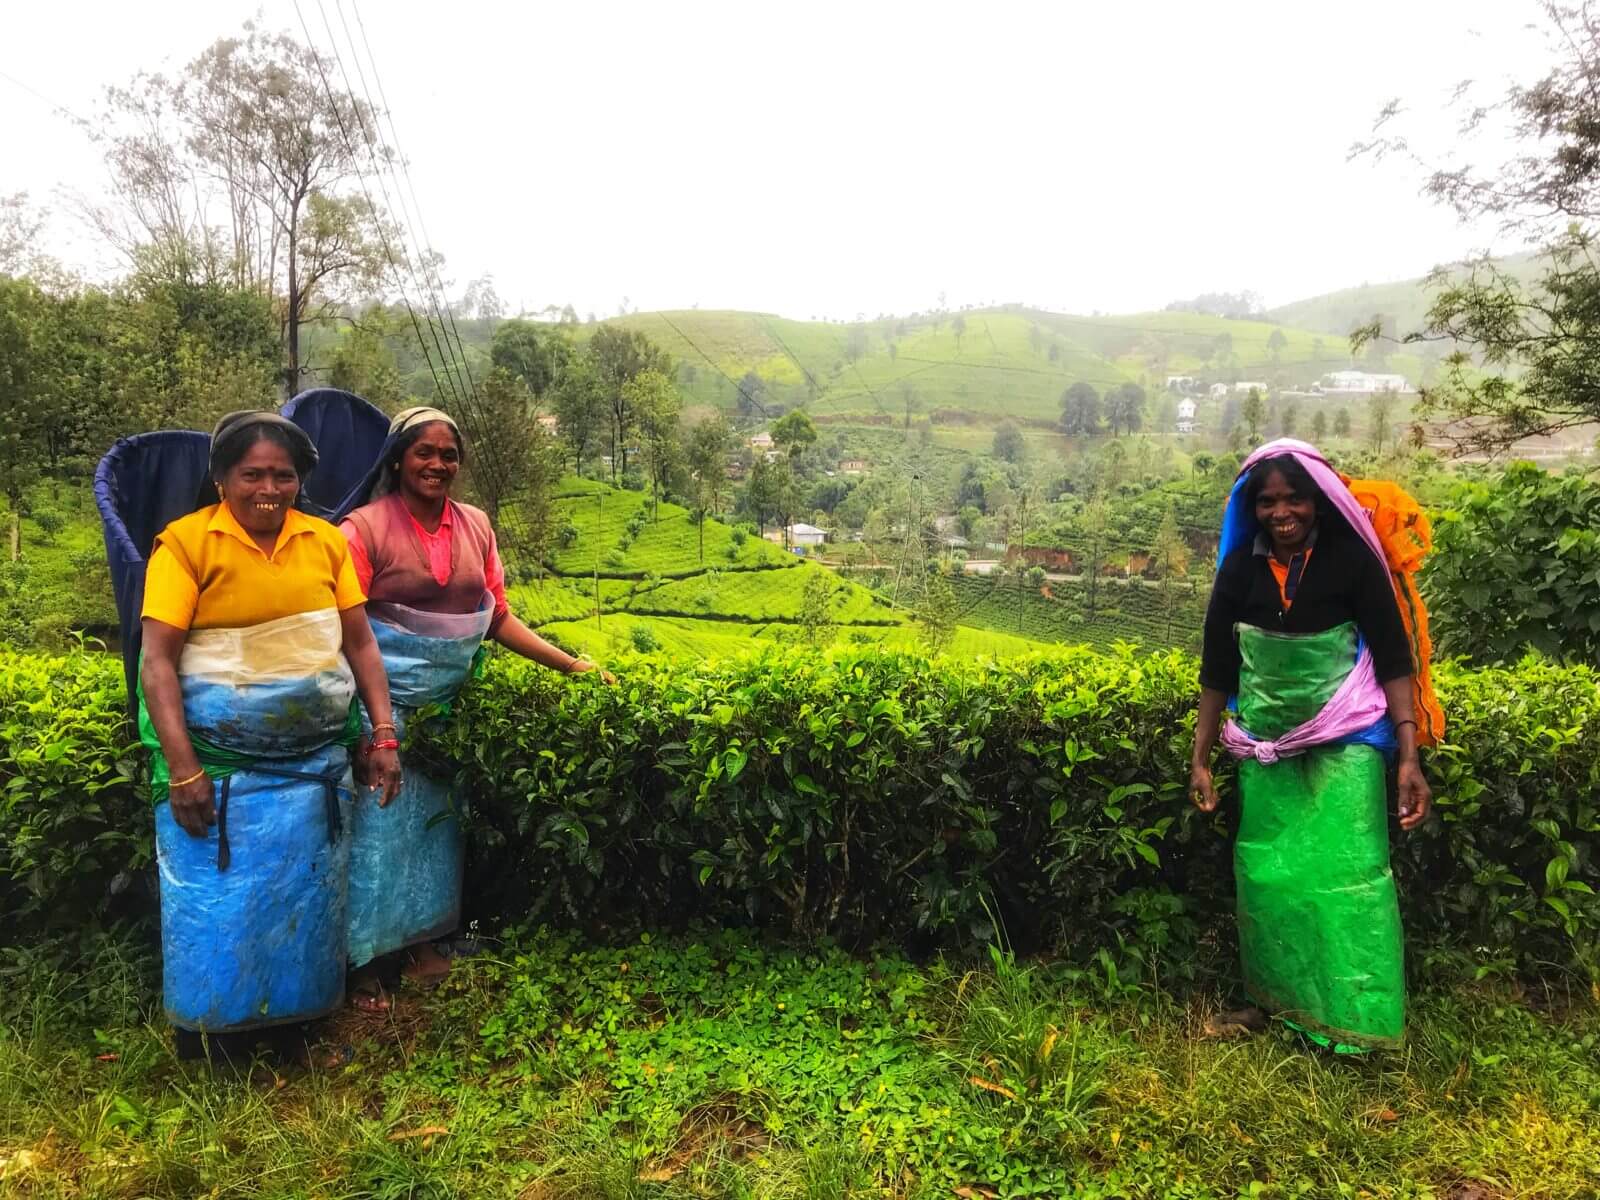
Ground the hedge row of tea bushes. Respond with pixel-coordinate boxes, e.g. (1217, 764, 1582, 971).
(3, 646, 1597, 978)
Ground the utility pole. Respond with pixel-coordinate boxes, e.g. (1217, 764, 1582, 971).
(1016, 486, 1029, 636)
(891, 473, 924, 606)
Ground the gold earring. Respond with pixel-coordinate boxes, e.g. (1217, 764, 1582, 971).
(216, 484, 224, 499)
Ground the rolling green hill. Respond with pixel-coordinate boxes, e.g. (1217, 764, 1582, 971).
(506, 476, 1056, 662)
(587, 304, 1417, 431)
(1266, 253, 1544, 339)
(605, 309, 1133, 424)
(505, 477, 1218, 664)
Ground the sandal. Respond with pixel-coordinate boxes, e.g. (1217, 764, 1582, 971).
(349, 975, 392, 1013)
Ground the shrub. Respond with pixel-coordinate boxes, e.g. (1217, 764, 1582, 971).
(0, 649, 147, 932)
(412, 646, 1598, 978)
(731, 527, 749, 548)
(32, 510, 65, 546)
(2, 647, 1597, 982)
(1424, 464, 1600, 664)
(628, 622, 660, 653)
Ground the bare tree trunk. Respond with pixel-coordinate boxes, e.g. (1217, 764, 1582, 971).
(9, 512, 19, 563)
(286, 203, 300, 396)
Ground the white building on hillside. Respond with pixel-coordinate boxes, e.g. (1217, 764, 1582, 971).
(1322, 370, 1411, 394)
(1233, 380, 1268, 394)
(749, 431, 774, 450)
(765, 522, 828, 548)
(1176, 398, 1198, 434)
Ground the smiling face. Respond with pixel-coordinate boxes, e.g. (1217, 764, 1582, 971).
(219, 437, 299, 538)
(1253, 466, 1317, 555)
(395, 421, 461, 504)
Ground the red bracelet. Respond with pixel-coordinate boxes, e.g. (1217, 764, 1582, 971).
(364, 738, 400, 755)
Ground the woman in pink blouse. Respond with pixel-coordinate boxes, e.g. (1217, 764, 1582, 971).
(339, 406, 609, 1009)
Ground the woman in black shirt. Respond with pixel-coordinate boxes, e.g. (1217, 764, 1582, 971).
(1189, 447, 1430, 1052)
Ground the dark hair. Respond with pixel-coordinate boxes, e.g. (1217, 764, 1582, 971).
(392, 419, 465, 464)
(212, 422, 316, 482)
(1245, 454, 1322, 508)
(1243, 453, 1355, 538)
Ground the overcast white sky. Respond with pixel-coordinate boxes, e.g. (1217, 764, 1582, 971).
(1, 0, 1556, 320)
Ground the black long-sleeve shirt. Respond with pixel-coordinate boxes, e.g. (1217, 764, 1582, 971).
(1199, 521, 1412, 694)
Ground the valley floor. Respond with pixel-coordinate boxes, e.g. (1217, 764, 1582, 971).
(2, 927, 1597, 1199)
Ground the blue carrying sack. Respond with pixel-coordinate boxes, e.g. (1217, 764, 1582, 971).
(347, 599, 492, 968)
(156, 746, 354, 1032)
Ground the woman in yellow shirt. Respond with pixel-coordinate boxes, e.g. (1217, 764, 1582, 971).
(140, 411, 401, 1056)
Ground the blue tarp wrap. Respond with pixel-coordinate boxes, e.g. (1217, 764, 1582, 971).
(282, 388, 391, 518)
(94, 431, 212, 706)
(347, 600, 492, 967)
(156, 745, 354, 1032)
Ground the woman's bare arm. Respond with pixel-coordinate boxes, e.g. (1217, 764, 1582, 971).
(1189, 686, 1228, 812)
(140, 618, 213, 837)
(339, 606, 402, 805)
(1381, 675, 1431, 831)
(492, 613, 614, 682)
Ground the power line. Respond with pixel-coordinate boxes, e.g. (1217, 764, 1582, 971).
(345, 0, 484, 409)
(653, 311, 777, 421)
(0, 68, 92, 127)
(290, 0, 454, 414)
(315, 0, 470, 410)
(314, 0, 523, 535)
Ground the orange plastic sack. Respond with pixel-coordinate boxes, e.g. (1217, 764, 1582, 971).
(1338, 474, 1445, 747)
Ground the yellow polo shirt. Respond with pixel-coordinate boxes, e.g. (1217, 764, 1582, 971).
(142, 503, 366, 632)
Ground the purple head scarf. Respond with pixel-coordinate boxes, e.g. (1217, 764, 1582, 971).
(1217, 439, 1395, 763)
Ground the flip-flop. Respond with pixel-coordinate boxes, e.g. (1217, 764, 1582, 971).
(349, 980, 392, 1013)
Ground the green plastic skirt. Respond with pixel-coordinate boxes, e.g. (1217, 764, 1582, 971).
(1234, 622, 1405, 1051)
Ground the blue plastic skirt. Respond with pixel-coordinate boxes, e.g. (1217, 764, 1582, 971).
(347, 599, 490, 968)
(156, 746, 354, 1032)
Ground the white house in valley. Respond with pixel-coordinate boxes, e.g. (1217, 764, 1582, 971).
(1322, 370, 1412, 394)
(762, 522, 828, 548)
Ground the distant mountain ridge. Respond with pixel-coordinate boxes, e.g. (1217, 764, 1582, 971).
(1265, 252, 1543, 338)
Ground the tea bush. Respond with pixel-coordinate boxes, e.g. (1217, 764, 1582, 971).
(0, 650, 146, 930)
(2, 645, 1596, 979)
(412, 645, 1600, 978)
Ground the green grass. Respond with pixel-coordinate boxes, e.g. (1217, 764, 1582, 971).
(599, 309, 1134, 423)
(1266, 253, 1546, 339)
(511, 478, 1055, 663)
(4, 926, 1597, 1199)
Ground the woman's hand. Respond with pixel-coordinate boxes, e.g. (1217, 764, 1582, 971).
(352, 733, 374, 787)
(1396, 758, 1431, 831)
(367, 746, 403, 807)
(571, 659, 617, 686)
(1189, 762, 1220, 813)
(170, 770, 217, 837)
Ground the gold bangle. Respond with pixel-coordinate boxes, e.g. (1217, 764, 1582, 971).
(171, 768, 208, 789)
(370, 722, 397, 734)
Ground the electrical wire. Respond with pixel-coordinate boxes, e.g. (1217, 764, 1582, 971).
(290, 0, 454, 414)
